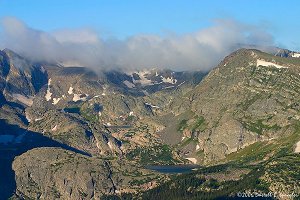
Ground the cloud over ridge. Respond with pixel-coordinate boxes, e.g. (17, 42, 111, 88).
(0, 17, 274, 71)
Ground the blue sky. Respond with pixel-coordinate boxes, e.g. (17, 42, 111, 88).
(0, 0, 299, 50)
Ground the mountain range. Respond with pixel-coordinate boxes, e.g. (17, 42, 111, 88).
(0, 47, 299, 200)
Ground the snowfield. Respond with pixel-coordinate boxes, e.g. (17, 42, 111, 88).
(145, 102, 160, 108)
(186, 157, 197, 164)
(132, 70, 153, 86)
(73, 94, 88, 102)
(52, 97, 61, 105)
(257, 59, 288, 69)
(51, 125, 58, 131)
(295, 141, 300, 153)
(45, 78, 52, 101)
(68, 86, 74, 94)
(161, 76, 177, 84)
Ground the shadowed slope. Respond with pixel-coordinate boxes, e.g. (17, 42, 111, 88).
(0, 119, 91, 200)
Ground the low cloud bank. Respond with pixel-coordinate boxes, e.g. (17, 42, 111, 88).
(0, 17, 274, 71)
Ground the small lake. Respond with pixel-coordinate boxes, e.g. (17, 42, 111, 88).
(63, 107, 81, 114)
(145, 165, 200, 174)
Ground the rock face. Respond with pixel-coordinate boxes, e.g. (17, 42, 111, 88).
(0, 49, 47, 106)
(157, 49, 300, 164)
(13, 148, 115, 200)
(178, 49, 300, 162)
(0, 49, 47, 136)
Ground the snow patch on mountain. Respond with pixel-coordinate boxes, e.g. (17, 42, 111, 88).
(107, 141, 113, 150)
(35, 118, 43, 122)
(161, 76, 177, 84)
(132, 70, 152, 85)
(145, 102, 160, 108)
(68, 86, 74, 94)
(186, 157, 197, 164)
(52, 98, 61, 105)
(257, 59, 288, 69)
(292, 53, 300, 58)
(73, 94, 88, 102)
(51, 125, 58, 131)
(25, 112, 31, 123)
(295, 141, 300, 153)
(45, 78, 52, 101)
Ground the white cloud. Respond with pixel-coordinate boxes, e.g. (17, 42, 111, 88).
(0, 17, 274, 71)
(52, 28, 100, 44)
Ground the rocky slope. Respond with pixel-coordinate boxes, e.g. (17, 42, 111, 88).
(0, 49, 203, 199)
(1, 48, 300, 199)
(161, 49, 300, 164)
(12, 148, 115, 199)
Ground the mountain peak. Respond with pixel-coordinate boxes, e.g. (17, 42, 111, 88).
(2, 48, 20, 57)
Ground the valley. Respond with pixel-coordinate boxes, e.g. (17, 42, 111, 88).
(0, 48, 300, 199)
